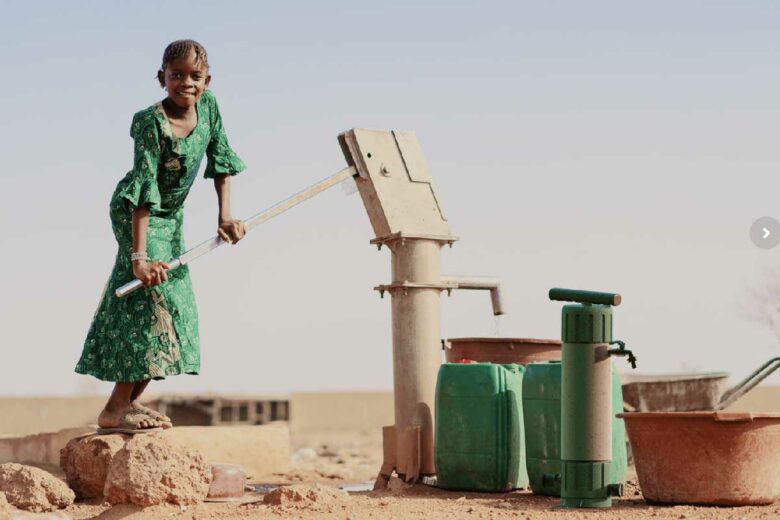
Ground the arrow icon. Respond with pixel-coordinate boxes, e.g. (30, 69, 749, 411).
(751, 217, 780, 249)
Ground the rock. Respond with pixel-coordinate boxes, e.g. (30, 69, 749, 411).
(291, 447, 318, 462)
(263, 483, 348, 507)
(104, 434, 211, 506)
(0, 491, 13, 511)
(318, 444, 339, 457)
(59, 433, 126, 498)
(0, 463, 74, 513)
(387, 476, 412, 494)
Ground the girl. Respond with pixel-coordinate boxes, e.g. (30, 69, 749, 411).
(75, 40, 247, 433)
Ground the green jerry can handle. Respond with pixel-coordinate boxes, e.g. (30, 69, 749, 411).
(608, 340, 637, 369)
(549, 288, 622, 306)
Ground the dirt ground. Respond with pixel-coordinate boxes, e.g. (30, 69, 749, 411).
(43, 430, 778, 520)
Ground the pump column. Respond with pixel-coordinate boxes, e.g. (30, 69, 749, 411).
(373, 234, 453, 479)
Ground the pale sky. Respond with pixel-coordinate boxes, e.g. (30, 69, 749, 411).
(0, 1, 778, 397)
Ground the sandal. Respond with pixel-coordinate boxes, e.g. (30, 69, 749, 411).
(96, 411, 162, 435)
(132, 406, 173, 428)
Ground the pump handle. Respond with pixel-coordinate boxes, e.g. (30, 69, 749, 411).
(549, 288, 622, 306)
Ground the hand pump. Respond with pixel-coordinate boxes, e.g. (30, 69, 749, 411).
(549, 288, 637, 508)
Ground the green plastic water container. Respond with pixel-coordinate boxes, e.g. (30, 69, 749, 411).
(522, 360, 627, 496)
(435, 363, 528, 491)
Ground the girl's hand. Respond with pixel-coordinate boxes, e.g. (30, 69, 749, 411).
(133, 260, 171, 287)
(218, 218, 246, 244)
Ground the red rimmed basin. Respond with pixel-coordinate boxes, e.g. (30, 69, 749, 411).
(442, 337, 561, 365)
(618, 412, 780, 506)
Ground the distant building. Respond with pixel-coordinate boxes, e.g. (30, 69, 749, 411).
(147, 395, 289, 426)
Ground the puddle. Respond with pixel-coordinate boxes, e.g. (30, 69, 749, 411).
(248, 483, 282, 494)
(338, 481, 374, 492)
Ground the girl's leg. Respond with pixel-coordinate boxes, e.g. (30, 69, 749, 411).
(131, 379, 173, 427)
(130, 379, 151, 402)
(98, 382, 160, 429)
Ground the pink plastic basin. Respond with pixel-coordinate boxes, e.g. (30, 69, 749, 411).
(207, 463, 246, 500)
(618, 412, 780, 506)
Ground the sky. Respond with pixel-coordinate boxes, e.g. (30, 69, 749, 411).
(0, 1, 778, 397)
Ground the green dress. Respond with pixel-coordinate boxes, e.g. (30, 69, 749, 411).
(75, 90, 245, 382)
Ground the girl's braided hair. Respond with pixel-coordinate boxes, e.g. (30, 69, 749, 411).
(157, 39, 209, 87)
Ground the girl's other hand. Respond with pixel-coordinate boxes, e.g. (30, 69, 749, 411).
(133, 260, 171, 287)
(218, 218, 246, 244)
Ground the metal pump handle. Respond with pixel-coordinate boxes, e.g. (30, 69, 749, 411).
(115, 166, 357, 297)
(549, 288, 622, 307)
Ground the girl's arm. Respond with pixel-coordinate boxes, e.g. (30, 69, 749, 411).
(131, 205, 170, 286)
(214, 174, 246, 244)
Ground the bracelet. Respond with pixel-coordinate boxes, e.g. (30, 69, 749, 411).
(131, 251, 149, 262)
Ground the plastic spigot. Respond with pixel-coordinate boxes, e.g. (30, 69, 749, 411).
(608, 340, 637, 369)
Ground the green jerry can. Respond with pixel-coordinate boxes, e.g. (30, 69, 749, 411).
(435, 363, 529, 491)
(522, 360, 627, 496)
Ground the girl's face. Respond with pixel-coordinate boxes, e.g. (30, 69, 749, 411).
(161, 49, 211, 109)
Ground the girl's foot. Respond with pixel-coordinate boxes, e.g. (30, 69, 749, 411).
(96, 411, 163, 435)
(131, 400, 173, 429)
(98, 406, 160, 430)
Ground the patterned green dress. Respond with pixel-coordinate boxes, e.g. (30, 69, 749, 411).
(75, 90, 245, 382)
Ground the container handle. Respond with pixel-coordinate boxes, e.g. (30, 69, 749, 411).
(714, 357, 780, 411)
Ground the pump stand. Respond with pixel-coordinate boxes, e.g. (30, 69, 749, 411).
(339, 129, 503, 487)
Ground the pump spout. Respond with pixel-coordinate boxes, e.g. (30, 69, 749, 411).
(440, 276, 504, 316)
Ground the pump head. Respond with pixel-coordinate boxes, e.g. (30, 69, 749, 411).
(549, 288, 621, 307)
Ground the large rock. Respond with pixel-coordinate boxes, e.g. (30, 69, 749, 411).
(58, 425, 289, 501)
(0, 463, 74, 512)
(59, 433, 126, 499)
(104, 434, 210, 506)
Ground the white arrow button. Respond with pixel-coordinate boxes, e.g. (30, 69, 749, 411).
(751, 217, 780, 249)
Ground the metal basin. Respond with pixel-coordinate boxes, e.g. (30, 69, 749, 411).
(622, 357, 780, 412)
(618, 412, 780, 506)
(442, 337, 561, 365)
(621, 372, 729, 412)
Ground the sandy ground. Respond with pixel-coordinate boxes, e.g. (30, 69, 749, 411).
(58, 491, 780, 520)
(3, 390, 779, 519)
(37, 430, 777, 520)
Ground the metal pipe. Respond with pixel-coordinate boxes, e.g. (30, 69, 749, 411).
(388, 238, 443, 479)
(440, 275, 504, 316)
(116, 166, 357, 297)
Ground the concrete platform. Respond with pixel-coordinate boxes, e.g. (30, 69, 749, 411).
(0, 427, 92, 468)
